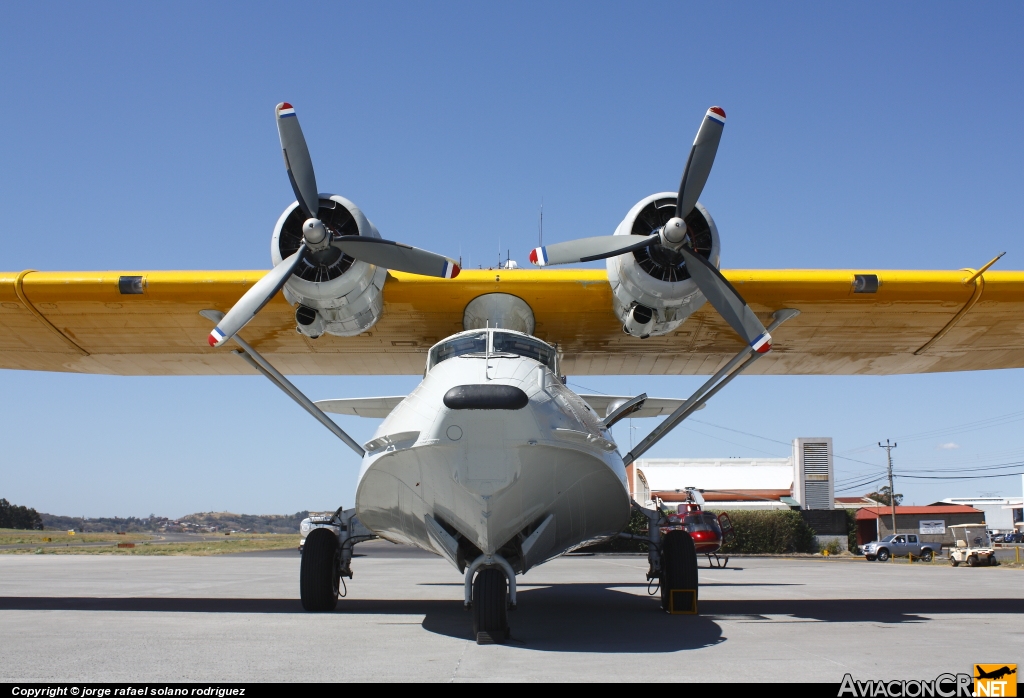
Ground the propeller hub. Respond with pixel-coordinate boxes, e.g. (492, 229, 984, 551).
(660, 217, 688, 248)
(302, 218, 330, 251)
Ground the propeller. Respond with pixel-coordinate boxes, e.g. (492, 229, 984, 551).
(527, 106, 772, 353)
(208, 103, 460, 348)
(528, 106, 727, 267)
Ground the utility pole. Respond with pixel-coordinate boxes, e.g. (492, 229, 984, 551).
(878, 439, 898, 535)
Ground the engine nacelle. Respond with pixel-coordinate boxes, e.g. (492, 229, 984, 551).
(606, 193, 721, 338)
(271, 194, 387, 338)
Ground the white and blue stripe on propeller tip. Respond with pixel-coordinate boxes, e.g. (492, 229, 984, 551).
(208, 326, 227, 348)
(705, 106, 726, 125)
(750, 331, 772, 354)
(277, 103, 296, 118)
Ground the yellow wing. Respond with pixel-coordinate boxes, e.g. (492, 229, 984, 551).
(1, 267, 1022, 376)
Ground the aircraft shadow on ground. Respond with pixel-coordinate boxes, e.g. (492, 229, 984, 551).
(3, 594, 1022, 653)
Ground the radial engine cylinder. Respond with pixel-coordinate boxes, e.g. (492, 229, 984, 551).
(271, 194, 387, 338)
(606, 193, 721, 338)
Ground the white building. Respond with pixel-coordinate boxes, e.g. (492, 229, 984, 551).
(939, 496, 1024, 534)
(627, 437, 835, 511)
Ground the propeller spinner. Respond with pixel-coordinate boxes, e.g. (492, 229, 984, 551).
(527, 107, 771, 353)
(209, 103, 460, 348)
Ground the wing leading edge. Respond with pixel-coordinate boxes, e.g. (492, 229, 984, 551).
(1, 267, 1022, 376)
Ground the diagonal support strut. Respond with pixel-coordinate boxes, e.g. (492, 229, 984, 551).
(201, 310, 365, 457)
(623, 309, 800, 464)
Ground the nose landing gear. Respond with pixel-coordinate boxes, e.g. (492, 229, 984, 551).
(472, 569, 510, 644)
(464, 553, 517, 644)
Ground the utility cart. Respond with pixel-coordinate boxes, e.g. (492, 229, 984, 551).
(948, 523, 998, 567)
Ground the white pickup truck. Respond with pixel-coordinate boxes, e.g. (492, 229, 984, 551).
(861, 533, 937, 562)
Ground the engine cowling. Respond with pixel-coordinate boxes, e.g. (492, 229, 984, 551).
(606, 193, 721, 338)
(271, 194, 387, 338)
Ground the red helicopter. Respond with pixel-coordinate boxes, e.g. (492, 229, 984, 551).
(659, 488, 734, 567)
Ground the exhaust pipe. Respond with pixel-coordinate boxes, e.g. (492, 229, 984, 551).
(295, 305, 326, 339)
(623, 304, 654, 339)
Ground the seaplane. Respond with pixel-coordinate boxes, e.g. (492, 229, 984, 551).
(3, 103, 1022, 644)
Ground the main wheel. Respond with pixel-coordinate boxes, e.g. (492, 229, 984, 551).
(472, 568, 509, 644)
(876, 548, 891, 562)
(661, 530, 698, 613)
(300, 528, 340, 612)
(920, 549, 934, 563)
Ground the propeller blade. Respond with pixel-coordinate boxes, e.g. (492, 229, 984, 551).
(208, 245, 308, 347)
(676, 107, 726, 219)
(331, 237, 460, 278)
(677, 246, 771, 352)
(528, 234, 658, 267)
(276, 103, 320, 219)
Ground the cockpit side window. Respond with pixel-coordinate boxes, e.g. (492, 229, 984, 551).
(428, 333, 486, 370)
(491, 332, 556, 372)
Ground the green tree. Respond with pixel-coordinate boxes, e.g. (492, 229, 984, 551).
(865, 486, 903, 506)
(0, 498, 44, 530)
(716, 510, 817, 554)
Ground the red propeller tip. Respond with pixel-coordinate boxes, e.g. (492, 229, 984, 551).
(529, 249, 539, 265)
(207, 333, 218, 347)
(450, 264, 460, 279)
(709, 106, 726, 118)
(756, 342, 772, 354)
(280, 102, 293, 110)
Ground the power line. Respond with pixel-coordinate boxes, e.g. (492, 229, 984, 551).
(894, 471, 1024, 480)
(839, 409, 1024, 455)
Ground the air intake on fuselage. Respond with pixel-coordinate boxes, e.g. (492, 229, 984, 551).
(443, 385, 529, 410)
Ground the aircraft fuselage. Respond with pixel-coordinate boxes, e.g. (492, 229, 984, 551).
(353, 328, 631, 574)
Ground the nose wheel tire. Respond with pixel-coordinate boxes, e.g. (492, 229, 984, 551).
(300, 528, 340, 612)
(876, 549, 890, 562)
(661, 530, 699, 613)
(473, 568, 510, 644)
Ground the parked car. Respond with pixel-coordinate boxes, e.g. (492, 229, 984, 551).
(1003, 532, 1023, 544)
(861, 534, 937, 562)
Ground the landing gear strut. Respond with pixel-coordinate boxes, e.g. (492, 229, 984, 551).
(623, 502, 700, 614)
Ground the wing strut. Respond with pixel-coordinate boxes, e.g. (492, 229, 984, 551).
(622, 309, 800, 465)
(200, 310, 365, 457)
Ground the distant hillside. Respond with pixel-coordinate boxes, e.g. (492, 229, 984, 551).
(177, 511, 310, 533)
(39, 510, 311, 533)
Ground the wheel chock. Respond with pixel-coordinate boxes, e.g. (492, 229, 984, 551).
(669, 589, 698, 615)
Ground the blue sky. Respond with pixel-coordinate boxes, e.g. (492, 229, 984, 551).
(2, 2, 1023, 517)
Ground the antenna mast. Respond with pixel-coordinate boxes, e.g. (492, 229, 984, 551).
(538, 199, 544, 248)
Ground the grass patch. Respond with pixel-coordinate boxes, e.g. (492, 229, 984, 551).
(0, 529, 153, 545)
(1, 533, 297, 556)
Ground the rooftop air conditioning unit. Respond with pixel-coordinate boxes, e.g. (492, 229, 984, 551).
(793, 437, 833, 510)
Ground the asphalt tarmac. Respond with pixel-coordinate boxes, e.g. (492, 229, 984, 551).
(1, 550, 1021, 682)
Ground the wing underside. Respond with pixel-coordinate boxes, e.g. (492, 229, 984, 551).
(2, 268, 1022, 376)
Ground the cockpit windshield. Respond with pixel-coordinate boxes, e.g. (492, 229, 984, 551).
(492, 332, 556, 372)
(428, 333, 486, 369)
(427, 330, 557, 373)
